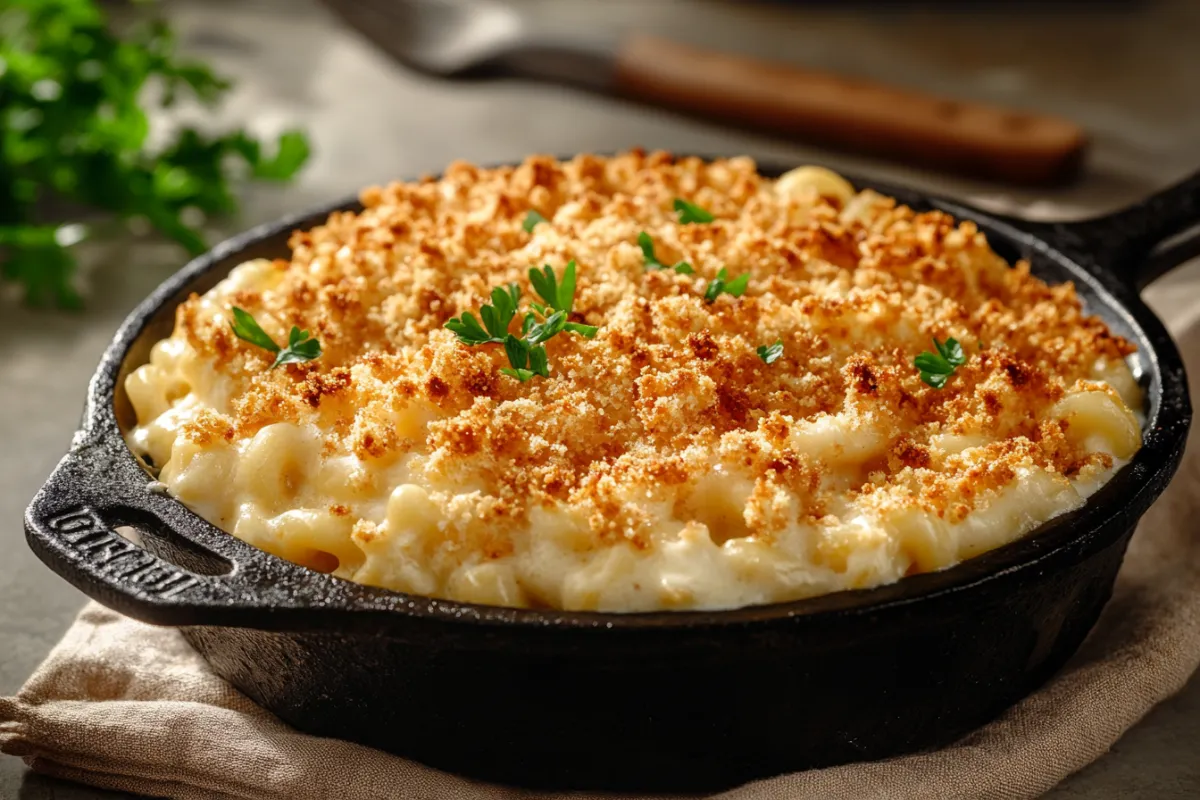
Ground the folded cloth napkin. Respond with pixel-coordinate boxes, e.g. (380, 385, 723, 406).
(4, 317, 1200, 800)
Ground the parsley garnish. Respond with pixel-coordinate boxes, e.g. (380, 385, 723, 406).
(674, 198, 714, 224)
(522, 210, 547, 233)
(445, 284, 521, 345)
(445, 263, 597, 382)
(528, 260, 598, 338)
(914, 336, 966, 389)
(230, 308, 321, 368)
(757, 341, 783, 364)
(637, 232, 694, 275)
(1, 0, 309, 307)
(703, 268, 750, 303)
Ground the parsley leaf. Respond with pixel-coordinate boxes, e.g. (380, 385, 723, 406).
(528, 342, 550, 377)
(757, 341, 783, 364)
(914, 336, 966, 388)
(637, 232, 694, 274)
(522, 210, 547, 233)
(704, 268, 750, 303)
(446, 284, 520, 344)
(230, 307, 280, 353)
(499, 367, 536, 382)
(526, 310, 568, 345)
(500, 335, 549, 382)
(503, 335, 529, 373)
(564, 321, 599, 338)
(0, 0, 309, 308)
(230, 307, 321, 368)
(444, 313, 492, 345)
(674, 198, 715, 224)
(529, 260, 577, 313)
(274, 325, 322, 368)
(249, 131, 311, 181)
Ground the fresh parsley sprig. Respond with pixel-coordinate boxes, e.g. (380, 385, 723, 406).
(914, 336, 966, 389)
(1, 0, 309, 307)
(637, 232, 694, 275)
(445, 263, 597, 383)
(757, 341, 783, 364)
(674, 198, 714, 224)
(230, 308, 321, 368)
(703, 268, 750, 303)
(522, 210, 547, 233)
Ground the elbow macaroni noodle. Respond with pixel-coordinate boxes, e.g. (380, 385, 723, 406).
(125, 154, 1142, 612)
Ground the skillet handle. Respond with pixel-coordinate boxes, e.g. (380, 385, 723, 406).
(1039, 170, 1200, 289)
(25, 441, 267, 626)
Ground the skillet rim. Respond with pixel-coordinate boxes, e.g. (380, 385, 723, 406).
(51, 158, 1193, 630)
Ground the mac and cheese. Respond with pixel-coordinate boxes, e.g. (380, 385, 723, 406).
(125, 152, 1142, 611)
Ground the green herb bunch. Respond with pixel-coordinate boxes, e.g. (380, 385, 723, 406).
(0, 0, 309, 307)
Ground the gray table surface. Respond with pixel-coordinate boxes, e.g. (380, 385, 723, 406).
(3, 0, 1200, 797)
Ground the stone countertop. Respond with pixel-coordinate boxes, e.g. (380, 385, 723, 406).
(3, 0, 1199, 796)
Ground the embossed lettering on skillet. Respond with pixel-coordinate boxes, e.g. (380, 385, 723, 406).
(48, 508, 201, 597)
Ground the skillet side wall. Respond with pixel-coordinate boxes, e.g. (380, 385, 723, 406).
(177, 523, 1135, 792)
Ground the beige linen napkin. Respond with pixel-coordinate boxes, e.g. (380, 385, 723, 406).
(4, 315, 1200, 800)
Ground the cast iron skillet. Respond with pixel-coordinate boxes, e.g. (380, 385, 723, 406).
(23, 159, 1200, 792)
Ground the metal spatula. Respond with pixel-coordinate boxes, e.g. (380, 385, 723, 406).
(320, 0, 1088, 184)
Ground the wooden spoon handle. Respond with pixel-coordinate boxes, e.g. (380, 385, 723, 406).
(613, 34, 1087, 185)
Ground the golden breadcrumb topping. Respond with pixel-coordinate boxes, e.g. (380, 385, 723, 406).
(127, 151, 1142, 611)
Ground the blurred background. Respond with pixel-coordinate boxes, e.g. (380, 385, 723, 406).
(3, 0, 1200, 797)
(130, 0, 1200, 214)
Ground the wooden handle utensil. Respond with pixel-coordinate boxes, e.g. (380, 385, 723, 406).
(615, 34, 1087, 184)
